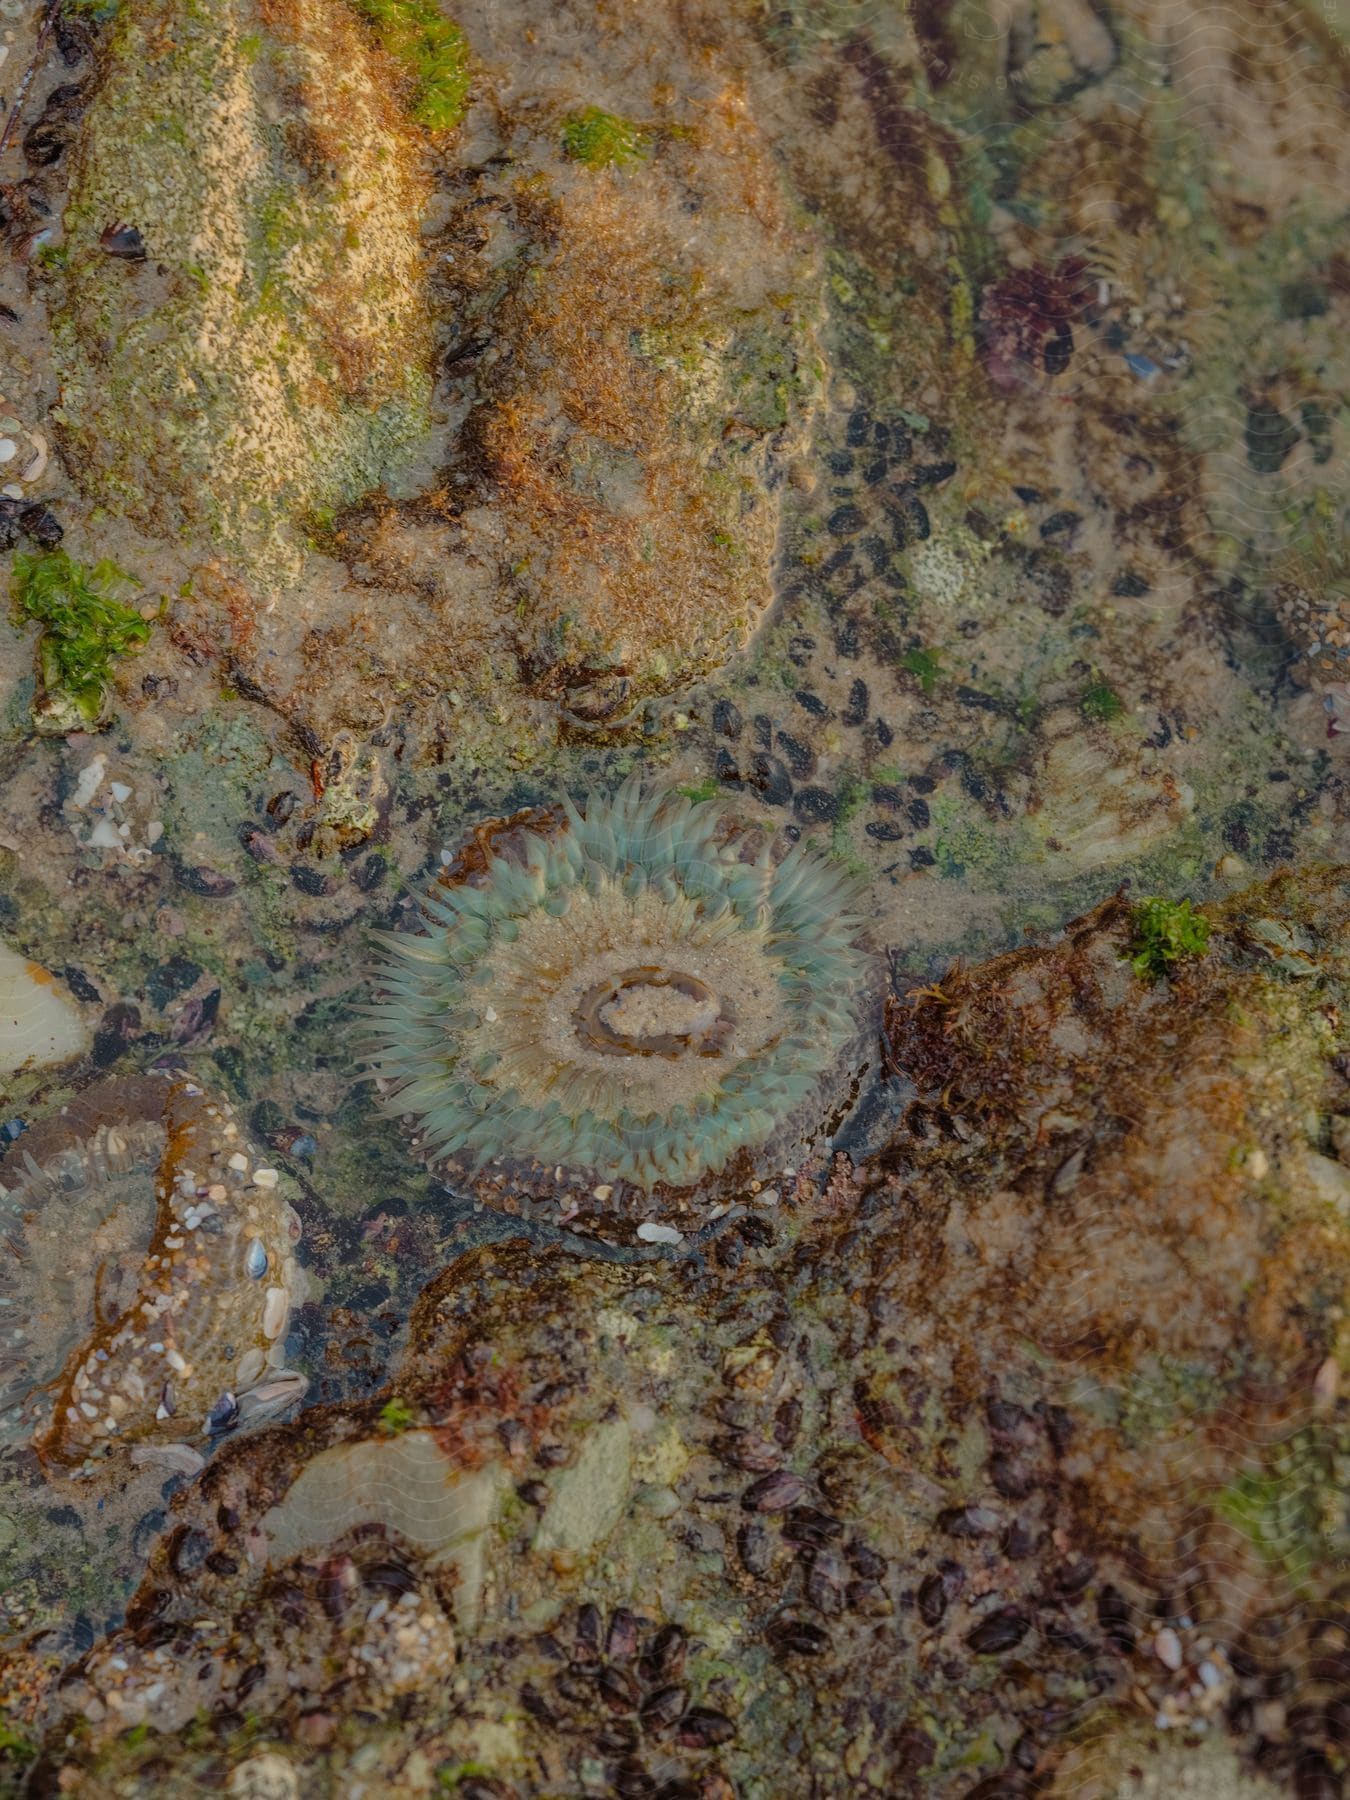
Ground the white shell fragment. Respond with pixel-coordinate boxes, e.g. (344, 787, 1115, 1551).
(0, 940, 91, 1076)
(71, 755, 108, 810)
(262, 1286, 289, 1340)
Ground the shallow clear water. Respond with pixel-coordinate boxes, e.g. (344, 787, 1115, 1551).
(0, 0, 1348, 1793)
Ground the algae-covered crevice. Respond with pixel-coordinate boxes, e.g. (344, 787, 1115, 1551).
(34, 0, 826, 760)
(50, 0, 436, 578)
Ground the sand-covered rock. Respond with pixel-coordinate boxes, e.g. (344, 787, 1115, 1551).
(51, 0, 434, 577)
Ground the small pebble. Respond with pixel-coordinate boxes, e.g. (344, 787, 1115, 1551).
(262, 1285, 289, 1340)
(636, 1485, 681, 1518)
(72, 755, 107, 809)
(637, 1222, 683, 1245)
(1313, 1356, 1339, 1412)
(1154, 1626, 1183, 1671)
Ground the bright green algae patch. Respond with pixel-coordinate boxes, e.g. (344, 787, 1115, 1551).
(562, 107, 651, 168)
(1126, 895, 1212, 983)
(347, 0, 471, 131)
(50, 0, 434, 579)
(10, 549, 149, 732)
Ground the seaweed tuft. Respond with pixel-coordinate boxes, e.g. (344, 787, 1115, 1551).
(349, 0, 471, 131)
(562, 106, 651, 169)
(1126, 896, 1211, 983)
(9, 549, 149, 731)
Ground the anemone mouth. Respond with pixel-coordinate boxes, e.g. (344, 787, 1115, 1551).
(572, 966, 735, 1059)
(365, 778, 873, 1195)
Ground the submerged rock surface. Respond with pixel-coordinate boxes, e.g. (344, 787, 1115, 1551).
(23, 869, 1350, 1795)
(1, 0, 1349, 1793)
(0, 1075, 303, 1466)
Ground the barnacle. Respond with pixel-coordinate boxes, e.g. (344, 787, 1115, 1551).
(366, 780, 871, 1195)
(0, 1076, 304, 1467)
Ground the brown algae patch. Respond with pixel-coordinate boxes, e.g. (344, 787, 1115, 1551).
(453, 158, 825, 701)
(50, 0, 435, 577)
(0, 1075, 304, 1467)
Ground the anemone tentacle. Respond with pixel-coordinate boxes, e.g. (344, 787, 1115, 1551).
(366, 782, 871, 1194)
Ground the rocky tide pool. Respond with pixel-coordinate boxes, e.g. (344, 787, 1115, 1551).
(1, 0, 1349, 1794)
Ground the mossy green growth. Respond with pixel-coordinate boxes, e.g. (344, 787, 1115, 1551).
(1080, 677, 1124, 722)
(1126, 896, 1211, 983)
(1216, 1421, 1350, 1590)
(379, 1396, 416, 1434)
(0, 1722, 35, 1764)
(348, 0, 470, 130)
(9, 550, 149, 732)
(677, 776, 720, 804)
(562, 107, 651, 169)
(437, 1766, 495, 1792)
(901, 645, 943, 696)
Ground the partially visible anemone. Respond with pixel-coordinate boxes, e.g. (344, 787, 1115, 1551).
(365, 779, 872, 1202)
(0, 1076, 305, 1468)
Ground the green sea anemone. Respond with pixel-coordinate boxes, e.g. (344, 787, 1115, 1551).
(366, 781, 872, 1193)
